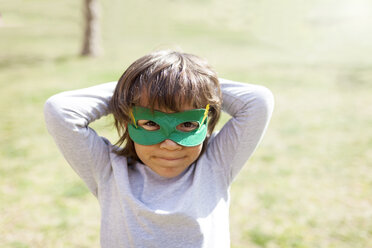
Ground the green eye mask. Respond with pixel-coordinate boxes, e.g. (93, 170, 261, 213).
(128, 105, 209, 146)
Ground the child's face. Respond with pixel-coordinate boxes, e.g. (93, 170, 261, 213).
(134, 137, 203, 178)
(133, 98, 204, 178)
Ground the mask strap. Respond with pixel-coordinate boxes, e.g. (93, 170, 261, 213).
(130, 111, 137, 128)
(199, 104, 210, 129)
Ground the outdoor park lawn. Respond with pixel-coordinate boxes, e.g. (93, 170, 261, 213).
(1, 0, 371, 247)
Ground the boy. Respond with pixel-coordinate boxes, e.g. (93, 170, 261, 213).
(44, 50, 274, 247)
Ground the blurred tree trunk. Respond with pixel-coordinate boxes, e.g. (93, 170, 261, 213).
(81, 0, 102, 56)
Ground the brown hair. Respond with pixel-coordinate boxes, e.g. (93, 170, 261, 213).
(109, 50, 222, 161)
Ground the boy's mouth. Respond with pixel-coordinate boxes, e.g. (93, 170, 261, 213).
(155, 156, 186, 161)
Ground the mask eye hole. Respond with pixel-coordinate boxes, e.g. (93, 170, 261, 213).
(137, 120, 160, 131)
(176, 121, 199, 132)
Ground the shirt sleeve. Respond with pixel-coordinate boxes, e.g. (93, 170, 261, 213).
(205, 78, 275, 183)
(44, 82, 117, 196)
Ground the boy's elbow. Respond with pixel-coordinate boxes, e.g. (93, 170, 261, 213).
(44, 94, 66, 127)
(254, 85, 275, 118)
(44, 95, 59, 117)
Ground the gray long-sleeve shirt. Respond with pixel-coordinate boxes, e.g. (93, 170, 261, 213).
(44, 79, 274, 248)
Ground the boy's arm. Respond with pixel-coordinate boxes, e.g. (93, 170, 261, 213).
(206, 78, 274, 183)
(44, 82, 117, 196)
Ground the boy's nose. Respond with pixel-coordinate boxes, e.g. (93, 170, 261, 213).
(159, 139, 182, 151)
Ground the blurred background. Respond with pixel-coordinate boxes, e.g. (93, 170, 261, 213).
(1, 0, 371, 247)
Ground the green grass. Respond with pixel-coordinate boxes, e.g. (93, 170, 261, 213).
(1, 0, 372, 247)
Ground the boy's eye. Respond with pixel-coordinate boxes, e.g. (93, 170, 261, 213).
(137, 120, 160, 131)
(176, 121, 199, 132)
